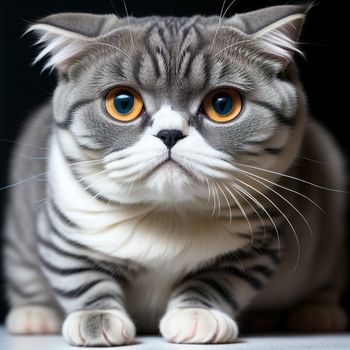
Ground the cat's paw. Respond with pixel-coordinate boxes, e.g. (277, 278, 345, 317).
(287, 303, 347, 332)
(6, 305, 62, 334)
(160, 308, 238, 344)
(62, 309, 136, 346)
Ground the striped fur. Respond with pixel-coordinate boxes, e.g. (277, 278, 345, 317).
(3, 4, 347, 346)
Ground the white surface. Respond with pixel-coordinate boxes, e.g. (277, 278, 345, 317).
(1, 328, 350, 350)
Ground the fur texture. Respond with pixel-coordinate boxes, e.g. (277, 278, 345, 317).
(3, 5, 347, 346)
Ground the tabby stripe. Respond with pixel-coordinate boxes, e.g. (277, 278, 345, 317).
(249, 265, 274, 278)
(180, 297, 213, 309)
(241, 148, 282, 156)
(56, 99, 94, 129)
(38, 238, 128, 283)
(264, 147, 282, 155)
(77, 142, 105, 151)
(252, 246, 281, 264)
(76, 177, 113, 204)
(84, 293, 123, 308)
(220, 266, 264, 290)
(39, 254, 100, 275)
(49, 198, 78, 228)
(175, 285, 215, 302)
(53, 279, 105, 298)
(198, 277, 238, 310)
(38, 237, 89, 260)
(144, 27, 161, 78)
(252, 100, 295, 126)
(45, 205, 83, 248)
(246, 139, 268, 145)
(65, 163, 115, 204)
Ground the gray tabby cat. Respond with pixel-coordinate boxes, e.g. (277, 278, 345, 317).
(3, 4, 347, 346)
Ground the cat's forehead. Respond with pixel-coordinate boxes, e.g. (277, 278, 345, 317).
(72, 15, 264, 112)
(90, 16, 253, 100)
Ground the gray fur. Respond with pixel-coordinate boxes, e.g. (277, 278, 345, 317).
(3, 5, 347, 345)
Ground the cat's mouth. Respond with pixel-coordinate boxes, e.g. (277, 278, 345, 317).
(155, 157, 195, 179)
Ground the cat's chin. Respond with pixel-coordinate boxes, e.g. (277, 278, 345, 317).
(144, 160, 201, 204)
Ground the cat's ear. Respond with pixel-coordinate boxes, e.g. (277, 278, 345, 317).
(233, 5, 309, 69)
(27, 13, 118, 73)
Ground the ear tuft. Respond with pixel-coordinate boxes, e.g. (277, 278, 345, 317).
(232, 5, 308, 69)
(27, 23, 90, 72)
(253, 13, 305, 68)
(26, 13, 118, 73)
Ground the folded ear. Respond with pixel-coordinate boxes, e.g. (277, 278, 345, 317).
(27, 13, 118, 73)
(233, 5, 309, 69)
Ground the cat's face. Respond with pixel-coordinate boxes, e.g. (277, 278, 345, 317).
(32, 6, 307, 205)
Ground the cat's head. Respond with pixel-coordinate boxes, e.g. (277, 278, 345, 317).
(30, 5, 308, 206)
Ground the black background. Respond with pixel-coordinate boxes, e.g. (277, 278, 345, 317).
(0, 0, 348, 323)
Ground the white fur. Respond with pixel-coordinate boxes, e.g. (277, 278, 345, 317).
(28, 24, 90, 71)
(160, 308, 238, 343)
(6, 306, 62, 334)
(150, 105, 189, 134)
(62, 310, 135, 346)
(253, 14, 304, 66)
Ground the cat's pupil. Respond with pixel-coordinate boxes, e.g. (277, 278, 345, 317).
(213, 94, 233, 116)
(114, 93, 134, 114)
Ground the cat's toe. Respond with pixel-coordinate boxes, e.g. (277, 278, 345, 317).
(6, 305, 62, 334)
(62, 309, 136, 347)
(160, 308, 238, 344)
(287, 302, 347, 332)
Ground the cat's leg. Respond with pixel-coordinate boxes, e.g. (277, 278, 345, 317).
(38, 231, 135, 346)
(160, 235, 281, 344)
(4, 215, 63, 334)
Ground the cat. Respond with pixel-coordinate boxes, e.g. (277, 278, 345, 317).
(2, 4, 348, 346)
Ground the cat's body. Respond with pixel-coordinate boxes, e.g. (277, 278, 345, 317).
(3, 5, 348, 346)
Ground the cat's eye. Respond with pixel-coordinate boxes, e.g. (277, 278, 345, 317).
(202, 88, 242, 123)
(105, 87, 144, 122)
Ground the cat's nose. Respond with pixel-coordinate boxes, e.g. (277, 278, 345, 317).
(156, 129, 186, 149)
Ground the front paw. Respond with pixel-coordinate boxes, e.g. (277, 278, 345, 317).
(160, 308, 238, 344)
(62, 309, 136, 347)
(6, 305, 62, 334)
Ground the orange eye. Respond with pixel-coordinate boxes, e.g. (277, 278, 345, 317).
(105, 87, 144, 122)
(202, 88, 242, 123)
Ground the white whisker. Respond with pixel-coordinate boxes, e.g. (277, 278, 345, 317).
(210, 0, 238, 52)
(0, 158, 104, 192)
(237, 166, 326, 214)
(297, 155, 332, 164)
(235, 177, 300, 272)
(212, 179, 221, 217)
(210, 0, 226, 52)
(205, 179, 211, 206)
(92, 41, 131, 60)
(236, 162, 347, 193)
(230, 183, 267, 239)
(109, 0, 121, 18)
(232, 182, 279, 244)
(75, 168, 111, 186)
(210, 179, 217, 217)
(123, 0, 136, 53)
(240, 170, 313, 237)
(0, 138, 49, 151)
(213, 38, 256, 58)
(214, 180, 233, 223)
(220, 181, 254, 242)
(0, 171, 48, 191)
